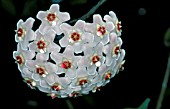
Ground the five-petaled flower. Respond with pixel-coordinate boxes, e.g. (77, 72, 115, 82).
(29, 29, 61, 53)
(15, 17, 35, 50)
(59, 20, 94, 53)
(85, 14, 115, 45)
(36, 4, 70, 35)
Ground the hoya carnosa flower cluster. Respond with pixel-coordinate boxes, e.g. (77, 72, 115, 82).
(13, 4, 125, 98)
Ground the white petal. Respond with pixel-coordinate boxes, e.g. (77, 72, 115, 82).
(74, 20, 85, 31)
(60, 23, 72, 34)
(36, 53, 49, 62)
(48, 42, 61, 53)
(50, 4, 59, 13)
(73, 43, 82, 53)
(39, 22, 50, 34)
(106, 22, 115, 32)
(76, 67, 87, 77)
(26, 30, 35, 41)
(22, 67, 33, 78)
(110, 32, 117, 43)
(88, 65, 96, 75)
(103, 44, 111, 54)
(58, 12, 70, 22)
(59, 77, 71, 87)
(45, 73, 58, 85)
(37, 86, 50, 93)
(22, 50, 35, 60)
(25, 60, 36, 69)
(105, 55, 113, 66)
(23, 17, 35, 30)
(59, 36, 69, 47)
(32, 73, 41, 81)
(98, 64, 107, 75)
(53, 24, 62, 35)
(101, 34, 109, 45)
(50, 52, 63, 64)
(20, 40, 28, 50)
(93, 14, 103, 25)
(85, 23, 95, 33)
(45, 62, 58, 73)
(36, 11, 47, 20)
(66, 69, 77, 79)
(81, 32, 94, 43)
(44, 29, 56, 41)
(17, 19, 23, 27)
(104, 15, 113, 22)
(28, 42, 37, 52)
(77, 56, 89, 67)
(63, 45, 74, 59)
(40, 79, 49, 88)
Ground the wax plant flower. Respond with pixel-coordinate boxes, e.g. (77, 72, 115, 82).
(13, 4, 126, 98)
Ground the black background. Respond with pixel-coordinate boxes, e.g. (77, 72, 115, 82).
(2, 0, 170, 109)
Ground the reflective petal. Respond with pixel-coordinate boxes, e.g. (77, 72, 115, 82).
(101, 34, 109, 45)
(45, 73, 58, 85)
(36, 11, 47, 20)
(104, 15, 113, 22)
(110, 32, 117, 43)
(20, 40, 28, 50)
(48, 42, 61, 53)
(105, 22, 115, 32)
(28, 42, 37, 52)
(44, 29, 56, 42)
(17, 19, 23, 28)
(22, 67, 33, 78)
(23, 17, 35, 30)
(39, 22, 50, 34)
(58, 12, 70, 22)
(22, 50, 35, 60)
(59, 36, 69, 47)
(45, 62, 58, 73)
(81, 32, 94, 43)
(105, 54, 113, 66)
(74, 20, 85, 31)
(88, 65, 96, 75)
(63, 45, 74, 59)
(50, 52, 63, 64)
(77, 56, 89, 67)
(53, 24, 63, 35)
(32, 73, 41, 81)
(36, 53, 49, 62)
(76, 67, 87, 77)
(93, 14, 103, 25)
(40, 79, 50, 88)
(103, 44, 111, 54)
(37, 86, 50, 93)
(85, 23, 95, 33)
(66, 69, 77, 79)
(60, 23, 72, 34)
(50, 4, 59, 13)
(25, 60, 36, 69)
(73, 43, 82, 53)
(26, 30, 35, 41)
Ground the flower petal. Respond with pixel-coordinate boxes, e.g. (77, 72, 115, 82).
(58, 12, 70, 22)
(88, 65, 96, 75)
(66, 69, 77, 79)
(85, 23, 95, 33)
(17, 19, 23, 28)
(73, 43, 82, 53)
(37, 86, 50, 93)
(39, 22, 50, 34)
(101, 34, 109, 45)
(45, 62, 58, 73)
(77, 56, 89, 67)
(63, 45, 74, 59)
(76, 67, 87, 77)
(36, 11, 47, 21)
(22, 50, 35, 60)
(93, 14, 103, 25)
(26, 30, 35, 41)
(32, 73, 41, 81)
(25, 60, 36, 69)
(81, 32, 94, 43)
(106, 22, 115, 32)
(28, 42, 37, 52)
(48, 42, 61, 53)
(59, 36, 69, 47)
(74, 20, 85, 31)
(53, 24, 63, 35)
(23, 17, 35, 30)
(60, 23, 72, 34)
(45, 73, 59, 85)
(40, 79, 50, 88)
(36, 53, 49, 62)
(22, 67, 33, 78)
(44, 29, 56, 42)
(50, 4, 59, 13)
(50, 52, 63, 64)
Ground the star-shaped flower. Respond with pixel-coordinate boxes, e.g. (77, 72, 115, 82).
(36, 4, 70, 35)
(15, 17, 35, 50)
(85, 14, 115, 45)
(28, 29, 60, 53)
(59, 20, 94, 53)
(104, 11, 122, 36)
(51, 45, 81, 79)
(13, 43, 35, 72)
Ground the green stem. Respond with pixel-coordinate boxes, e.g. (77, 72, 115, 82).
(66, 99, 74, 109)
(156, 53, 170, 109)
(69, 0, 107, 24)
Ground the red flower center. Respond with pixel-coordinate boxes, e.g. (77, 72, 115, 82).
(97, 26, 106, 36)
(117, 22, 121, 31)
(51, 84, 61, 91)
(114, 45, 120, 55)
(92, 55, 100, 64)
(17, 28, 24, 37)
(78, 79, 88, 85)
(47, 13, 56, 22)
(104, 72, 112, 80)
(36, 67, 45, 75)
(37, 40, 46, 49)
(16, 55, 23, 65)
(61, 61, 72, 69)
(71, 32, 80, 42)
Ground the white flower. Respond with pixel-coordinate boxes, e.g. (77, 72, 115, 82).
(51, 45, 81, 79)
(13, 44, 35, 72)
(15, 17, 35, 50)
(104, 11, 122, 36)
(28, 29, 60, 53)
(85, 14, 115, 45)
(36, 4, 70, 35)
(59, 20, 94, 53)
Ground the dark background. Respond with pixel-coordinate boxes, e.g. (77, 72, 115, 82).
(2, 0, 170, 109)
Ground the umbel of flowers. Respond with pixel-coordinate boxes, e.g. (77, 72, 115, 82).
(13, 4, 125, 98)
